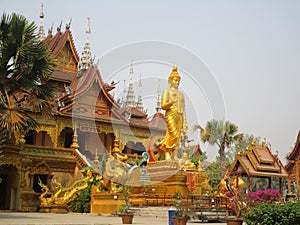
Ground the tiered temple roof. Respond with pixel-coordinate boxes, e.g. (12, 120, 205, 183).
(230, 141, 288, 178)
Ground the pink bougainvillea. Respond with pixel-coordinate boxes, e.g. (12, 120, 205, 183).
(247, 189, 283, 206)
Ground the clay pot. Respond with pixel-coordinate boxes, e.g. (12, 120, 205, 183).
(121, 214, 134, 224)
(173, 216, 188, 225)
(226, 218, 243, 225)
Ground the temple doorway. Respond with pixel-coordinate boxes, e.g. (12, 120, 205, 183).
(0, 165, 19, 210)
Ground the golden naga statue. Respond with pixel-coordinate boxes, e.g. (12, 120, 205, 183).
(38, 169, 101, 206)
(158, 64, 188, 160)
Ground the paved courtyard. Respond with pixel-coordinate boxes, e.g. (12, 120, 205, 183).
(0, 212, 228, 225)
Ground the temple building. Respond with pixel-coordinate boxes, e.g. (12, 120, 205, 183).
(0, 12, 165, 211)
(228, 140, 288, 193)
(285, 131, 300, 195)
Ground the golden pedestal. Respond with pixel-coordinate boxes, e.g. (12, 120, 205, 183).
(90, 159, 211, 214)
(39, 204, 68, 213)
(91, 186, 125, 214)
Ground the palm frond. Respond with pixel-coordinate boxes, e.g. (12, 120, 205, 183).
(0, 12, 55, 135)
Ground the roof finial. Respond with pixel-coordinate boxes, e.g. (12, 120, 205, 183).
(77, 17, 93, 75)
(136, 72, 144, 111)
(38, 2, 45, 41)
(40, 2, 44, 19)
(48, 23, 53, 34)
(86, 17, 91, 34)
(66, 18, 72, 29)
(57, 20, 62, 32)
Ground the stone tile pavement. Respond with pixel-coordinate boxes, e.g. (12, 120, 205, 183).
(0, 212, 228, 225)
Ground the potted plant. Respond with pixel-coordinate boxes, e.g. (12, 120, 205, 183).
(119, 185, 134, 224)
(172, 192, 189, 225)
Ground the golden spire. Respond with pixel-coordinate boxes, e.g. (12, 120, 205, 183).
(70, 128, 79, 150)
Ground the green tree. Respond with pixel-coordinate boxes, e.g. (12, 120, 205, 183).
(0, 13, 55, 136)
(194, 119, 243, 178)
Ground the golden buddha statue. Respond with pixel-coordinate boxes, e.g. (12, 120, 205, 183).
(158, 64, 188, 160)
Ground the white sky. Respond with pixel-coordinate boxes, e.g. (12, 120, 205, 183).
(2, 0, 300, 163)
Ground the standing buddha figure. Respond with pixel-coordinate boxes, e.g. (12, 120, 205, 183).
(158, 64, 188, 160)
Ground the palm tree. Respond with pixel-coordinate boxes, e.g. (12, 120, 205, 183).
(0, 13, 55, 136)
(193, 119, 243, 178)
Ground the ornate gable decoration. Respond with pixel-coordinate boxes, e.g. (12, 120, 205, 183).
(57, 65, 123, 121)
(45, 29, 79, 73)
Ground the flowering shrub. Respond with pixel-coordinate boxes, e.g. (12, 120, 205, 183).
(243, 198, 300, 225)
(227, 188, 283, 218)
(247, 189, 283, 207)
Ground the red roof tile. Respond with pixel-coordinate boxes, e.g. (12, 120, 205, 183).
(150, 112, 166, 130)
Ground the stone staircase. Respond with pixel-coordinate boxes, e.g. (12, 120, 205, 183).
(130, 206, 175, 218)
(130, 206, 227, 222)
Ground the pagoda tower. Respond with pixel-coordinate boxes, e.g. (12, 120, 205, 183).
(77, 18, 93, 75)
(124, 63, 136, 107)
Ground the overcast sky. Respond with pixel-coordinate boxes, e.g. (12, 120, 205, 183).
(2, 0, 300, 163)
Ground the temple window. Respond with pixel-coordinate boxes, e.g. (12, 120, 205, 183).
(25, 130, 36, 145)
(64, 128, 73, 148)
(35, 131, 52, 147)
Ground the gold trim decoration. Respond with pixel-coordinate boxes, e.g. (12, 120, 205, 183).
(80, 123, 113, 134)
(1, 156, 21, 171)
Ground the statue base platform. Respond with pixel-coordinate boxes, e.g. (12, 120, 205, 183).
(90, 160, 212, 214)
(39, 205, 68, 214)
(91, 189, 125, 214)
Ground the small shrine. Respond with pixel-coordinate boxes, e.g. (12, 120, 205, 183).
(229, 140, 288, 192)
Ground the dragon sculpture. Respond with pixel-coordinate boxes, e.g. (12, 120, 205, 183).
(38, 169, 102, 206)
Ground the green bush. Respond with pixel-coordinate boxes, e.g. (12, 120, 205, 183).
(69, 176, 99, 213)
(243, 199, 300, 225)
(70, 188, 91, 213)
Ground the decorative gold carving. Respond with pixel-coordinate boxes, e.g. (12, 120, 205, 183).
(31, 160, 51, 175)
(1, 156, 21, 171)
(39, 169, 101, 206)
(80, 123, 113, 134)
(111, 137, 128, 162)
(56, 45, 77, 73)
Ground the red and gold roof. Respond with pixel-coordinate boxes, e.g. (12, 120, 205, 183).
(230, 141, 288, 178)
